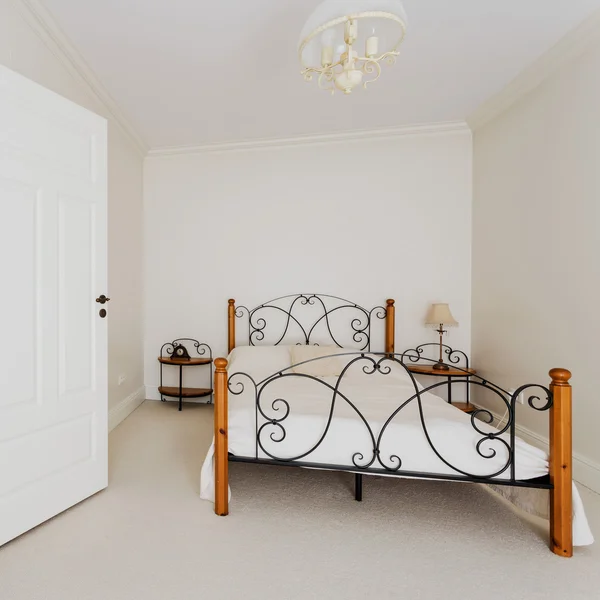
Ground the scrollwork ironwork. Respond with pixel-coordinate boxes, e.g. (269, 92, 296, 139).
(400, 343, 469, 369)
(160, 338, 212, 360)
(227, 351, 553, 489)
(236, 294, 387, 351)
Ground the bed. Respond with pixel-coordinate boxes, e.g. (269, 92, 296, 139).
(200, 294, 593, 557)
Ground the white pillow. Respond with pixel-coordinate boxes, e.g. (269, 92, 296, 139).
(290, 345, 347, 377)
(227, 345, 293, 380)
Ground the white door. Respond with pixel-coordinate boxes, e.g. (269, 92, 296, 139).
(0, 65, 108, 546)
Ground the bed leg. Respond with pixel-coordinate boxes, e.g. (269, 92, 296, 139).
(355, 474, 363, 502)
(214, 358, 229, 516)
(549, 368, 572, 557)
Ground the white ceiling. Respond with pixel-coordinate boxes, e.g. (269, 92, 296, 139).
(40, 0, 600, 149)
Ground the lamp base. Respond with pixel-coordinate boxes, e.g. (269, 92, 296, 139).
(433, 361, 450, 371)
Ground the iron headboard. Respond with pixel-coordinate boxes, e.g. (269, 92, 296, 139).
(227, 294, 395, 354)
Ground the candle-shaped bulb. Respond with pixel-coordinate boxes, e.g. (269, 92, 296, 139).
(321, 28, 335, 66)
(321, 45, 334, 66)
(366, 35, 379, 58)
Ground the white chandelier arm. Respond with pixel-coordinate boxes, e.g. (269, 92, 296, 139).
(357, 50, 399, 68)
(318, 71, 336, 95)
(302, 59, 344, 82)
(361, 58, 382, 89)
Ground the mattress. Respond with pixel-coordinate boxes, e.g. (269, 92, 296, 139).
(200, 346, 593, 546)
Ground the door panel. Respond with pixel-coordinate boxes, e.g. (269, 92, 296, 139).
(0, 64, 108, 546)
(58, 194, 95, 398)
(0, 178, 40, 409)
(0, 414, 93, 497)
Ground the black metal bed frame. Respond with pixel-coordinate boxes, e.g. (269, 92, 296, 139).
(225, 295, 553, 501)
(233, 293, 387, 350)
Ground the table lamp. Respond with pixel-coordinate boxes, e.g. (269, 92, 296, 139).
(425, 303, 458, 371)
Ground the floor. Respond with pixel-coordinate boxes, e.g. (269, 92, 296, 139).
(1, 400, 599, 600)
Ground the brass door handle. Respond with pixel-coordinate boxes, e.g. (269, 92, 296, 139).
(96, 295, 111, 304)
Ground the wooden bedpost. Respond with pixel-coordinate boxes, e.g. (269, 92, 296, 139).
(549, 368, 572, 558)
(214, 357, 229, 516)
(385, 299, 395, 355)
(228, 299, 236, 353)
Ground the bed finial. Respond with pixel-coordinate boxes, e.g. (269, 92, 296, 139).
(385, 299, 395, 355)
(228, 299, 236, 353)
(549, 367, 573, 557)
(215, 357, 228, 371)
(550, 368, 571, 385)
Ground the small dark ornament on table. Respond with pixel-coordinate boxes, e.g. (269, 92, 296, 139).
(172, 343, 191, 360)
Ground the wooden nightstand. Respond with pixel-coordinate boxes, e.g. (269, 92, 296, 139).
(158, 339, 213, 411)
(405, 363, 477, 413)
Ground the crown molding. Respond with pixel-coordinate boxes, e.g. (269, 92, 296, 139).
(147, 121, 471, 158)
(468, 8, 600, 131)
(13, 0, 149, 156)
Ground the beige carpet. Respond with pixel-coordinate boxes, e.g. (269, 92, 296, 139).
(1, 400, 599, 600)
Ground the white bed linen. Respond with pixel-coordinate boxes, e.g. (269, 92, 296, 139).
(200, 349, 593, 546)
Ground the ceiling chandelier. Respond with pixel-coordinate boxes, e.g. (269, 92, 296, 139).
(298, 0, 408, 95)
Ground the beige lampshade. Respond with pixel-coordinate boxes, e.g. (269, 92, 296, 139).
(425, 303, 458, 327)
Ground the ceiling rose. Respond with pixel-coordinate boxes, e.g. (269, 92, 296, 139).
(298, 0, 408, 95)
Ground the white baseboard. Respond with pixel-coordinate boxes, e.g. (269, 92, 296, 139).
(108, 387, 146, 432)
(145, 385, 212, 404)
(478, 405, 600, 495)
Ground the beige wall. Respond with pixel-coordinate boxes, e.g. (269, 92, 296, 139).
(144, 130, 473, 398)
(473, 38, 600, 470)
(0, 0, 144, 411)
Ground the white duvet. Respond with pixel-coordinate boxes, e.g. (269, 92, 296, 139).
(200, 346, 593, 546)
